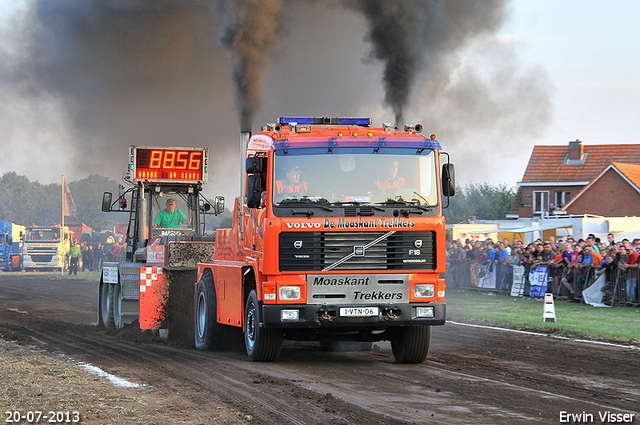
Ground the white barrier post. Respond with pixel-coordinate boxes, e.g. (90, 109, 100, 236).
(543, 293, 557, 323)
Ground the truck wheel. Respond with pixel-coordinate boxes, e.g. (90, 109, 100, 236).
(244, 290, 282, 361)
(101, 283, 115, 328)
(391, 325, 431, 363)
(112, 283, 122, 329)
(195, 272, 223, 350)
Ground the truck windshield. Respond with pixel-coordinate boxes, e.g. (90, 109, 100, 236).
(0, 235, 4, 245)
(25, 229, 60, 242)
(273, 148, 438, 207)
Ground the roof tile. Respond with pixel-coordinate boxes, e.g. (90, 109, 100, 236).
(612, 162, 640, 189)
(520, 144, 640, 183)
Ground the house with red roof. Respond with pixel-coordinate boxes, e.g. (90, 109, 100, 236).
(510, 140, 640, 218)
(561, 162, 640, 216)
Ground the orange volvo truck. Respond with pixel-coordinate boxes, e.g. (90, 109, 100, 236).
(195, 117, 455, 363)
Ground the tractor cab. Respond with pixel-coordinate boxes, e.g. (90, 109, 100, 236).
(101, 146, 224, 261)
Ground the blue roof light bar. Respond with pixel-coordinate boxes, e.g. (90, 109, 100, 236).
(277, 117, 371, 126)
(272, 136, 442, 151)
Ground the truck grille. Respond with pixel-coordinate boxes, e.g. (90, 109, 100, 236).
(279, 231, 436, 272)
(25, 247, 57, 263)
(31, 255, 54, 262)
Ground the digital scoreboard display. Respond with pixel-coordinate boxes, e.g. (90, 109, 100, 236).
(130, 146, 208, 183)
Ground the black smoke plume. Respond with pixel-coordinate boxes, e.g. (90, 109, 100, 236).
(0, 0, 238, 185)
(342, 0, 508, 126)
(215, 0, 285, 131)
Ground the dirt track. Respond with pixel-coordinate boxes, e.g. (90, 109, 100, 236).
(1, 272, 639, 424)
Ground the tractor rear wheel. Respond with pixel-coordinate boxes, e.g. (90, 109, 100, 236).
(101, 282, 115, 328)
(112, 283, 122, 329)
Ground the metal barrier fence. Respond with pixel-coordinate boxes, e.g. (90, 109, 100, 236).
(445, 257, 639, 306)
(445, 257, 513, 293)
(607, 267, 639, 305)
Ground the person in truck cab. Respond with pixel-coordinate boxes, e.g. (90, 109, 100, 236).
(276, 165, 308, 195)
(374, 159, 406, 193)
(153, 198, 189, 229)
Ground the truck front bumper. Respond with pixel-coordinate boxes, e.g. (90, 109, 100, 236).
(261, 302, 445, 329)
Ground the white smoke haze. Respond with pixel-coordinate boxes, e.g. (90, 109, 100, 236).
(408, 36, 553, 184)
(0, 0, 552, 202)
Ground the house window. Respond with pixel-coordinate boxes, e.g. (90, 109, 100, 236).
(555, 191, 571, 208)
(533, 191, 549, 215)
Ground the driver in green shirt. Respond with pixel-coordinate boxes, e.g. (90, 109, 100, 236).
(154, 198, 189, 229)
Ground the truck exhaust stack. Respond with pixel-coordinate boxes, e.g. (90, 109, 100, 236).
(240, 130, 251, 239)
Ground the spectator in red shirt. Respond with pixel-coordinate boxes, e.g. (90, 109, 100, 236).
(627, 247, 639, 265)
(619, 245, 639, 271)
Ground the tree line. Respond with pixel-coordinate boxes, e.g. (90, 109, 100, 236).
(443, 182, 516, 224)
(0, 172, 126, 231)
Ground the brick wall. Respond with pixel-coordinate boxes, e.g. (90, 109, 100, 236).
(565, 169, 640, 216)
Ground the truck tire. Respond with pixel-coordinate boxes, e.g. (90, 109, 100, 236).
(101, 283, 115, 328)
(112, 283, 122, 329)
(391, 325, 431, 363)
(244, 290, 282, 361)
(195, 271, 223, 350)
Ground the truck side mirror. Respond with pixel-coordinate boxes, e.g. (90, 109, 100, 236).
(442, 163, 455, 197)
(246, 156, 267, 174)
(102, 192, 112, 212)
(246, 175, 263, 209)
(7, 237, 12, 246)
(214, 196, 225, 215)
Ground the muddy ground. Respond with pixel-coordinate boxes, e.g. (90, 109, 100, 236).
(1, 272, 639, 424)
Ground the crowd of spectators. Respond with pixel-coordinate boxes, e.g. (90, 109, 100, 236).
(75, 241, 125, 272)
(445, 233, 639, 305)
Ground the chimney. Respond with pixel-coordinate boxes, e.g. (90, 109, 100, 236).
(568, 139, 583, 160)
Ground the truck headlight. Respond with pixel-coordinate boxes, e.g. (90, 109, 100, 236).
(279, 286, 301, 300)
(414, 284, 435, 298)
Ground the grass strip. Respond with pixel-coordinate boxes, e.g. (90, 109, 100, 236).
(445, 289, 640, 345)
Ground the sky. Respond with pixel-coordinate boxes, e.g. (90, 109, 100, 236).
(499, 0, 640, 149)
(0, 0, 639, 203)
